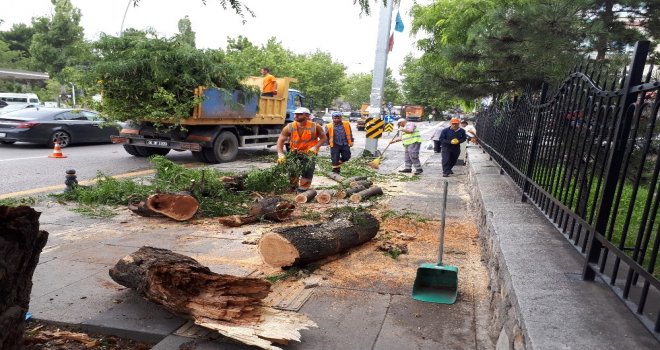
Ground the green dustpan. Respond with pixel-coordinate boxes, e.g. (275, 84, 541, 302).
(412, 181, 459, 304)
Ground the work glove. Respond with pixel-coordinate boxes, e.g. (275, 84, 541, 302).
(307, 149, 318, 156)
(277, 154, 286, 164)
(451, 138, 459, 145)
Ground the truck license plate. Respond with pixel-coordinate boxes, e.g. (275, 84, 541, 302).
(146, 140, 168, 146)
(0, 133, 5, 138)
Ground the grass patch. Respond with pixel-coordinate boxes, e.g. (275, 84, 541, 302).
(71, 205, 117, 218)
(299, 208, 322, 220)
(380, 209, 428, 223)
(386, 247, 403, 260)
(264, 264, 319, 284)
(0, 196, 37, 207)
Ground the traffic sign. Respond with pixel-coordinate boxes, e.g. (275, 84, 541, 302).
(384, 122, 394, 132)
(366, 118, 384, 139)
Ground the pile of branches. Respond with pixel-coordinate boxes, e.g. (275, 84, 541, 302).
(87, 32, 256, 125)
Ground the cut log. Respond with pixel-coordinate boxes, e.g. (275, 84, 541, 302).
(350, 180, 373, 188)
(218, 215, 258, 227)
(109, 247, 316, 350)
(315, 190, 337, 204)
(145, 193, 199, 221)
(218, 197, 295, 227)
(0, 206, 49, 350)
(221, 174, 247, 191)
(294, 190, 317, 204)
(127, 197, 159, 217)
(349, 186, 383, 203)
(325, 172, 345, 183)
(341, 176, 367, 187)
(258, 212, 380, 267)
(336, 185, 366, 199)
(249, 197, 296, 221)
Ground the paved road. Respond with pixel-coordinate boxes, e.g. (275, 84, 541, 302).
(0, 121, 441, 196)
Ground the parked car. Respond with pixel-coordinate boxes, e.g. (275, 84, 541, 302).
(0, 103, 37, 115)
(349, 111, 360, 122)
(0, 108, 120, 147)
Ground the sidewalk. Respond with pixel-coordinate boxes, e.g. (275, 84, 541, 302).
(27, 140, 493, 349)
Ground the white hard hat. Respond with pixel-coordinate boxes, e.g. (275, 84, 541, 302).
(293, 107, 311, 114)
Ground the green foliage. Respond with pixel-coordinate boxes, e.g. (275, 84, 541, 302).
(299, 208, 322, 220)
(88, 32, 248, 125)
(245, 152, 317, 193)
(0, 197, 37, 207)
(71, 205, 117, 218)
(386, 246, 403, 260)
(342, 69, 402, 110)
(30, 0, 85, 80)
(264, 264, 319, 284)
(175, 16, 196, 47)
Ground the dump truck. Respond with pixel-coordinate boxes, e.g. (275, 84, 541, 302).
(402, 105, 424, 122)
(111, 77, 309, 163)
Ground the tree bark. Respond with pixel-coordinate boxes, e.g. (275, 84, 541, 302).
(0, 206, 49, 350)
(349, 186, 383, 203)
(350, 180, 373, 188)
(325, 172, 345, 183)
(258, 212, 380, 267)
(109, 247, 316, 350)
(336, 185, 366, 199)
(294, 190, 317, 204)
(218, 215, 258, 227)
(145, 193, 199, 221)
(221, 175, 246, 191)
(341, 176, 367, 187)
(315, 190, 337, 204)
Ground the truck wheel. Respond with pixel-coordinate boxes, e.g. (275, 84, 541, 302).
(205, 131, 239, 163)
(123, 145, 142, 156)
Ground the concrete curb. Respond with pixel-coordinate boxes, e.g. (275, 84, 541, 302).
(467, 147, 658, 349)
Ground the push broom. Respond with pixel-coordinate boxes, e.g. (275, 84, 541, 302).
(367, 130, 399, 169)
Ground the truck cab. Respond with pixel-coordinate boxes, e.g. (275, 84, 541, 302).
(286, 89, 305, 123)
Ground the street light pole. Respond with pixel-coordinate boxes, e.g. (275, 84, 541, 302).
(365, 0, 394, 155)
(69, 83, 76, 106)
(120, 0, 132, 36)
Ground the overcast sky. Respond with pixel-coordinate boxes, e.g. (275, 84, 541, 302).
(0, 0, 426, 79)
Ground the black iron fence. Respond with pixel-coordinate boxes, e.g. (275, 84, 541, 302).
(477, 41, 660, 339)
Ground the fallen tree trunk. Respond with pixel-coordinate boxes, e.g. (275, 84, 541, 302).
(294, 190, 317, 204)
(325, 172, 345, 183)
(349, 186, 383, 203)
(0, 206, 49, 350)
(258, 212, 380, 267)
(145, 193, 199, 221)
(350, 180, 373, 188)
(109, 247, 316, 350)
(336, 185, 366, 199)
(315, 190, 337, 204)
(218, 197, 295, 227)
(341, 176, 367, 187)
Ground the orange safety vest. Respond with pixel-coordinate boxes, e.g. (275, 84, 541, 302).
(288, 121, 319, 151)
(326, 121, 353, 148)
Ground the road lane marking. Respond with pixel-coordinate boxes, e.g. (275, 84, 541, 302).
(0, 156, 48, 162)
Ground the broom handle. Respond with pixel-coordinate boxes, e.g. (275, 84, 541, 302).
(438, 180, 448, 265)
(379, 130, 400, 156)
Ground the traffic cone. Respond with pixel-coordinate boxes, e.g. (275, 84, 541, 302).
(48, 140, 67, 158)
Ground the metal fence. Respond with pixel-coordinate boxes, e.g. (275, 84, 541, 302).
(477, 41, 660, 339)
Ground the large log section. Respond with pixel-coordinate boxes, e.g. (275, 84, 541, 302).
(109, 247, 315, 350)
(0, 206, 49, 350)
(259, 212, 380, 267)
(218, 197, 295, 227)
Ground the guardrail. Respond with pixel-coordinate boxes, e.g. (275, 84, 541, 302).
(477, 41, 660, 340)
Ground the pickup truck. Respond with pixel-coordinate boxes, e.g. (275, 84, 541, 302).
(111, 77, 309, 163)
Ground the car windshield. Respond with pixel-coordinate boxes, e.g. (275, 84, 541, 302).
(0, 108, 65, 120)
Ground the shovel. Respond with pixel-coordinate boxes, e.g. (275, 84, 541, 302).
(412, 180, 458, 304)
(367, 130, 400, 169)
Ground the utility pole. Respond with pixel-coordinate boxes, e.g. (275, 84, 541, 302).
(365, 0, 394, 155)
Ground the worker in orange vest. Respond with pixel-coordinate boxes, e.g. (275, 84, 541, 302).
(276, 107, 327, 192)
(325, 111, 354, 174)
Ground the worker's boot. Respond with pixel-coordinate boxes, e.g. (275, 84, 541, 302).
(332, 167, 341, 174)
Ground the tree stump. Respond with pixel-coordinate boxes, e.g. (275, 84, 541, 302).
(315, 190, 337, 204)
(349, 186, 383, 203)
(109, 247, 316, 349)
(0, 206, 49, 350)
(294, 190, 317, 204)
(258, 212, 380, 267)
(145, 193, 199, 221)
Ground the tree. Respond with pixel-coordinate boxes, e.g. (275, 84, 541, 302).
(342, 69, 401, 110)
(0, 23, 35, 60)
(175, 16, 196, 47)
(290, 51, 347, 110)
(29, 0, 85, 81)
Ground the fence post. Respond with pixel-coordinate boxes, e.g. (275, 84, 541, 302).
(582, 41, 649, 281)
(522, 84, 548, 202)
